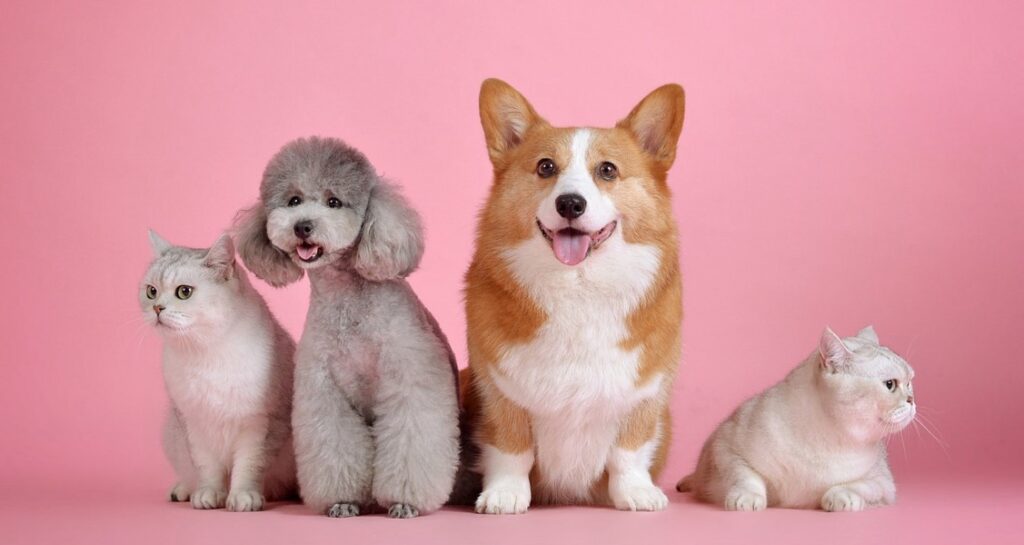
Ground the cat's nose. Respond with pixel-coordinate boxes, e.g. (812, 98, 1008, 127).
(153, 305, 165, 315)
(906, 395, 914, 405)
(294, 220, 314, 239)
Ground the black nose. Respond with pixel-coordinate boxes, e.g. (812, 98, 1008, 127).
(555, 193, 587, 220)
(294, 220, 314, 239)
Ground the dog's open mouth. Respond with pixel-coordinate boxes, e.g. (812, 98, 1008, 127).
(295, 243, 324, 263)
(537, 219, 617, 266)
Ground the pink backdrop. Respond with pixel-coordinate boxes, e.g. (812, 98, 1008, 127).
(1, 1, 1021, 544)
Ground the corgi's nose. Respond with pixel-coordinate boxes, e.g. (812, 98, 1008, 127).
(556, 193, 587, 220)
(294, 220, 314, 239)
(153, 305, 164, 315)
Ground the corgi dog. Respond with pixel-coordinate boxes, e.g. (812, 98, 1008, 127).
(462, 79, 685, 513)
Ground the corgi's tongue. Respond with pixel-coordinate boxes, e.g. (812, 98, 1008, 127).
(552, 230, 591, 266)
(296, 244, 320, 261)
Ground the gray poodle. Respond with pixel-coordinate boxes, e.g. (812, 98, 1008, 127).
(235, 136, 460, 518)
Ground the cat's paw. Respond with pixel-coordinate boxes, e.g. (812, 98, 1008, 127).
(387, 503, 419, 519)
(190, 487, 227, 510)
(610, 482, 669, 512)
(475, 485, 531, 515)
(168, 482, 191, 502)
(822, 487, 865, 512)
(327, 503, 360, 518)
(226, 489, 265, 512)
(725, 489, 767, 511)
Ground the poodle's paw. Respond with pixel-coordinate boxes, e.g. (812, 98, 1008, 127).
(725, 488, 767, 511)
(168, 482, 191, 503)
(610, 482, 669, 512)
(190, 487, 227, 510)
(226, 489, 265, 512)
(822, 487, 866, 512)
(387, 503, 419, 519)
(475, 485, 531, 515)
(327, 503, 360, 518)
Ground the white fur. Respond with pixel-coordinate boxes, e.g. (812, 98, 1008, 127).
(475, 446, 534, 514)
(607, 423, 668, 511)
(536, 129, 618, 234)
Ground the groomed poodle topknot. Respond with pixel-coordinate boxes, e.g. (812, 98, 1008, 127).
(235, 136, 460, 518)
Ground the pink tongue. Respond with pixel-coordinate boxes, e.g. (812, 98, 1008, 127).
(552, 231, 592, 266)
(296, 245, 318, 260)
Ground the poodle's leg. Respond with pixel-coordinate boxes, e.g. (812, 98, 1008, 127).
(371, 338, 460, 517)
(162, 407, 196, 503)
(292, 356, 373, 516)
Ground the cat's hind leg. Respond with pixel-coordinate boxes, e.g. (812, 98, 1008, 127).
(162, 408, 196, 503)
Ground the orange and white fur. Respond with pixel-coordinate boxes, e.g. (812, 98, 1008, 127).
(461, 79, 685, 513)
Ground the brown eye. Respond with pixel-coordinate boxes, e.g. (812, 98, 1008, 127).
(175, 285, 193, 300)
(598, 161, 618, 181)
(537, 159, 557, 178)
(145, 285, 157, 299)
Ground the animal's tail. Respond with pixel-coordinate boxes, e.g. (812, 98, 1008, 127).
(446, 408, 482, 506)
(675, 474, 694, 493)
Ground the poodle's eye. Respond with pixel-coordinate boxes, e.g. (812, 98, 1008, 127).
(537, 158, 557, 178)
(287, 196, 302, 207)
(145, 285, 157, 299)
(327, 197, 345, 209)
(597, 161, 618, 181)
(175, 285, 194, 300)
(884, 379, 898, 392)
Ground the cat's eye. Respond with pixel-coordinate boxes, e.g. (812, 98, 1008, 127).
(175, 285, 194, 300)
(287, 196, 302, 207)
(537, 158, 557, 178)
(597, 161, 619, 181)
(884, 379, 898, 392)
(145, 285, 157, 299)
(327, 197, 345, 209)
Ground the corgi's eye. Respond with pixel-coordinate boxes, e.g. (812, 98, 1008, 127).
(145, 285, 157, 299)
(288, 196, 302, 207)
(597, 162, 618, 181)
(884, 379, 898, 392)
(175, 285, 194, 300)
(537, 159, 557, 178)
(327, 197, 345, 209)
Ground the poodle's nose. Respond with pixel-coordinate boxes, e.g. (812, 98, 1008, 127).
(153, 305, 164, 315)
(556, 193, 587, 220)
(294, 220, 314, 239)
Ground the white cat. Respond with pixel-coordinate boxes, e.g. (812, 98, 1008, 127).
(141, 230, 297, 511)
(677, 326, 915, 511)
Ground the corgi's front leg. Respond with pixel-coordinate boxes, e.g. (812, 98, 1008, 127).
(474, 385, 534, 515)
(607, 399, 669, 512)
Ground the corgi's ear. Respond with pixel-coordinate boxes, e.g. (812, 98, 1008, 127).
(856, 325, 880, 344)
(479, 78, 545, 164)
(354, 180, 424, 282)
(819, 326, 852, 371)
(233, 204, 303, 287)
(203, 233, 235, 280)
(148, 229, 172, 257)
(617, 84, 686, 172)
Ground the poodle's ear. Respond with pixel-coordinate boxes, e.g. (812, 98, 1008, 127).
(232, 204, 303, 287)
(354, 181, 424, 282)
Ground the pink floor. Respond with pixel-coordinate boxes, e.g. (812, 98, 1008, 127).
(3, 475, 1019, 545)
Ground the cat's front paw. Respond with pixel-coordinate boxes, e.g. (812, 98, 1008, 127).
(168, 482, 191, 502)
(190, 487, 227, 510)
(387, 503, 419, 519)
(610, 482, 669, 512)
(822, 487, 865, 512)
(475, 485, 531, 515)
(226, 489, 265, 512)
(725, 488, 767, 511)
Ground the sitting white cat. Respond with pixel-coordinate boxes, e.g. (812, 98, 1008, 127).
(141, 231, 297, 511)
(677, 326, 915, 511)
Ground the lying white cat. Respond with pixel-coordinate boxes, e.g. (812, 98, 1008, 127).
(677, 326, 915, 511)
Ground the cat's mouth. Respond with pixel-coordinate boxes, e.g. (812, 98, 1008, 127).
(295, 243, 324, 263)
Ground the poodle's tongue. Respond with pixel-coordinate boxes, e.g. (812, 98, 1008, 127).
(552, 230, 591, 266)
(296, 245, 319, 261)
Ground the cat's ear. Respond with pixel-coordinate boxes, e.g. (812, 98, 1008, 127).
(233, 204, 303, 287)
(354, 180, 424, 282)
(819, 327, 852, 371)
(856, 325, 879, 344)
(203, 233, 235, 280)
(148, 229, 172, 257)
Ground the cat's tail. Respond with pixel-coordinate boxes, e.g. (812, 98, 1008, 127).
(675, 474, 694, 493)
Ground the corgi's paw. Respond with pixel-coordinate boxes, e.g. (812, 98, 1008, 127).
(822, 487, 866, 512)
(475, 485, 531, 515)
(725, 488, 767, 511)
(327, 503, 360, 518)
(226, 488, 265, 512)
(611, 482, 669, 512)
(168, 482, 191, 502)
(191, 487, 227, 510)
